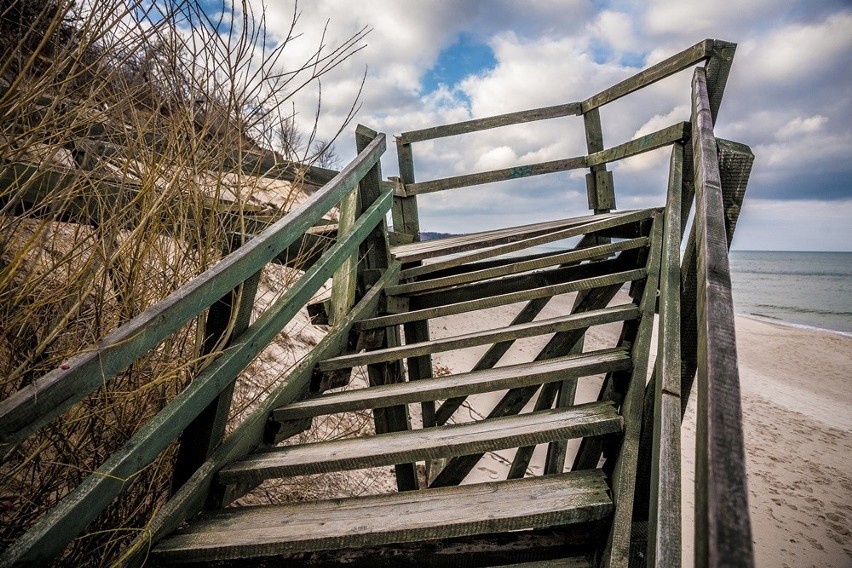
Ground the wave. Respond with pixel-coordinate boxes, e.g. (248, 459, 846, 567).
(743, 312, 852, 338)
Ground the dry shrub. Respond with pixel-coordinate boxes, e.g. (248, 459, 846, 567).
(0, 0, 366, 564)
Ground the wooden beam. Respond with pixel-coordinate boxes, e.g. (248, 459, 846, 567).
(582, 39, 712, 112)
(403, 156, 587, 197)
(115, 263, 400, 567)
(319, 305, 638, 371)
(399, 103, 582, 143)
(690, 67, 753, 568)
(151, 470, 613, 563)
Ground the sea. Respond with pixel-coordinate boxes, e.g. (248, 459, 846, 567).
(728, 251, 852, 336)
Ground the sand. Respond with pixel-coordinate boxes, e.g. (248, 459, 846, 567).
(427, 293, 852, 567)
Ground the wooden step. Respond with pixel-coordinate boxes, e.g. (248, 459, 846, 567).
(279, 348, 631, 421)
(319, 305, 638, 371)
(221, 401, 621, 485)
(387, 237, 649, 296)
(355, 268, 646, 330)
(152, 469, 613, 563)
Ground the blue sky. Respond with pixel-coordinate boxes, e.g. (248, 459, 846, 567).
(245, 0, 852, 251)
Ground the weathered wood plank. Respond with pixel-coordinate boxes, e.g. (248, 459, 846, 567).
(647, 144, 684, 567)
(277, 348, 630, 422)
(152, 470, 613, 563)
(435, 297, 552, 425)
(320, 305, 638, 371)
(603, 212, 664, 568)
(583, 107, 613, 211)
(393, 215, 604, 262)
(431, 281, 630, 487)
(398, 209, 655, 279)
(582, 39, 711, 112)
(0, 134, 387, 453)
(221, 402, 622, 483)
(690, 67, 753, 568)
(0, 186, 394, 568)
(329, 187, 358, 325)
(399, 103, 582, 143)
(357, 269, 645, 330)
(388, 237, 648, 296)
(403, 156, 587, 196)
(116, 263, 400, 567)
(586, 122, 689, 168)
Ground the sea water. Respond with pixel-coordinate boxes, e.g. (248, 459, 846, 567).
(728, 251, 852, 335)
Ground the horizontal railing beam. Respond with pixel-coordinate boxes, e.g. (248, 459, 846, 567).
(399, 103, 582, 144)
(582, 39, 713, 112)
(402, 156, 587, 197)
(0, 134, 386, 452)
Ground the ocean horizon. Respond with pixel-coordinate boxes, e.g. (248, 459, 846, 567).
(728, 250, 852, 336)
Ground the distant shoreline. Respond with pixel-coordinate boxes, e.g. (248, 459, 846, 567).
(736, 311, 852, 338)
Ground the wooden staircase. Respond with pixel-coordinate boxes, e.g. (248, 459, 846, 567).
(151, 208, 662, 566)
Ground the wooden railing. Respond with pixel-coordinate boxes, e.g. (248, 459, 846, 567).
(0, 126, 393, 566)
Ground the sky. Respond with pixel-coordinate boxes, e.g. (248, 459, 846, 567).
(239, 0, 852, 251)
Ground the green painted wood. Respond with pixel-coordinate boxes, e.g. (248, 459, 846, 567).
(357, 268, 645, 331)
(0, 134, 387, 453)
(330, 187, 358, 325)
(391, 139, 421, 241)
(403, 156, 587, 196)
(222, 402, 622, 483)
(276, 348, 631, 422)
(388, 237, 649, 296)
(583, 107, 612, 212)
(0, 186, 394, 568)
(320, 305, 637, 371)
(172, 269, 262, 493)
(581, 39, 712, 112)
(152, 470, 613, 563)
(646, 143, 684, 568)
(399, 103, 582, 143)
(603, 212, 664, 568)
(117, 263, 400, 567)
(398, 209, 655, 279)
(690, 67, 753, 568)
(586, 122, 689, 169)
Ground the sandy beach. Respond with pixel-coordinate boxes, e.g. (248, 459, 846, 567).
(427, 292, 852, 567)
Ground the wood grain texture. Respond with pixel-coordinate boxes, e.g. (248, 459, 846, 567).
(276, 348, 630, 422)
(582, 39, 711, 112)
(387, 237, 648, 296)
(152, 470, 613, 563)
(319, 305, 638, 371)
(115, 263, 400, 567)
(222, 402, 622, 483)
(647, 144, 684, 567)
(691, 67, 754, 568)
(357, 269, 645, 330)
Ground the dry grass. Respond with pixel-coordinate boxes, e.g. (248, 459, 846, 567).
(0, 1, 366, 565)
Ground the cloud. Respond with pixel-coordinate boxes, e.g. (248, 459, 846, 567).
(232, 0, 852, 250)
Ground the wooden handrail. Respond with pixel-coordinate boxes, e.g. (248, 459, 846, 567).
(690, 66, 754, 568)
(0, 133, 386, 453)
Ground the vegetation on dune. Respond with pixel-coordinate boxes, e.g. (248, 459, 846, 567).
(0, 1, 367, 564)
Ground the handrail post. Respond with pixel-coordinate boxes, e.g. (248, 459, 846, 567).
(357, 125, 420, 491)
(583, 107, 615, 213)
(171, 264, 260, 493)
